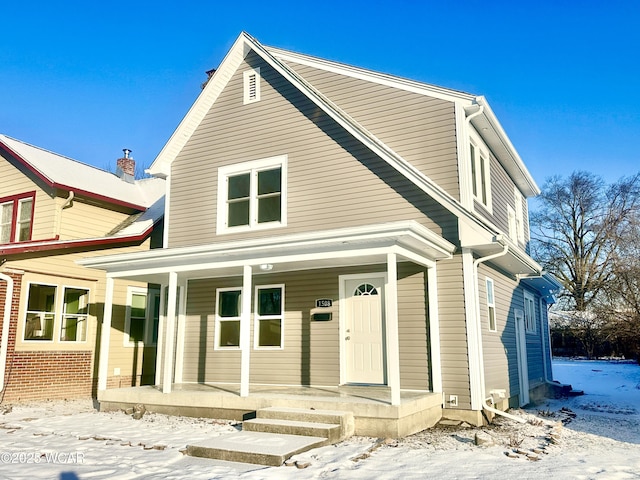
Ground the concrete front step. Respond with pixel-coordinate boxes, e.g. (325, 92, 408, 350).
(186, 431, 327, 466)
(243, 417, 342, 443)
(256, 406, 355, 441)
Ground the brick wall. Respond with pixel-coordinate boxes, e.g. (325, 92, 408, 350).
(1, 271, 95, 403)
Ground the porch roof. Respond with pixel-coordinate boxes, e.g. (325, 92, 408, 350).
(78, 220, 456, 283)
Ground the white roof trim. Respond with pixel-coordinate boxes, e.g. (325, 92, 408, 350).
(78, 220, 455, 275)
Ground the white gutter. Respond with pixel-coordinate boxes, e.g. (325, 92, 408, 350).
(0, 272, 13, 392)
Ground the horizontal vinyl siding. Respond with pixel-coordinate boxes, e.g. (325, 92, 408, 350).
(436, 255, 471, 408)
(58, 199, 131, 240)
(479, 263, 520, 399)
(168, 52, 458, 248)
(397, 263, 430, 390)
(181, 263, 431, 389)
(287, 62, 461, 200)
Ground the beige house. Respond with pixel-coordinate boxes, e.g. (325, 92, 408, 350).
(0, 135, 164, 402)
(80, 32, 560, 437)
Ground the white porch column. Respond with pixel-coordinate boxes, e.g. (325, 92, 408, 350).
(385, 252, 401, 406)
(427, 266, 443, 393)
(173, 281, 187, 383)
(97, 276, 115, 391)
(162, 272, 178, 394)
(154, 284, 166, 387)
(240, 265, 252, 397)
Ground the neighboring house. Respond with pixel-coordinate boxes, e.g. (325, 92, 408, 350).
(80, 32, 560, 436)
(0, 135, 164, 402)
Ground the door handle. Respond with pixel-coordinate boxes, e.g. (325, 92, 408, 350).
(345, 336, 350, 340)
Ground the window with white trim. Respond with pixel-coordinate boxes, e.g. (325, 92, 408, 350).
(24, 283, 57, 341)
(0, 192, 34, 244)
(243, 67, 261, 104)
(124, 287, 153, 346)
(524, 290, 536, 333)
(60, 287, 89, 342)
(469, 138, 491, 210)
(254, 285, 284, 349)
(23, 282, 90, 343)
(217, 155, 287, 234)
(508, 205, 517, 243)
(486, 278, 497, 332)
(215, 288, 242, 349)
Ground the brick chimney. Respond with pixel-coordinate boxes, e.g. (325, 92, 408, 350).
(116, 149, 135, 183)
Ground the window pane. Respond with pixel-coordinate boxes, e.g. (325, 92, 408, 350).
(131, 293, 147, 318)
(470, 144, 477, 196)
(228, 173, 250, 200)
(219, 320, 240, 347)
(480, 156, 488, 204)
(17, 199, 32, 241)
(488, 306, 496, 331)
(1, 203, 13, 243)
(228, 200, 250, 227)
(61, 316, 87, 342)
(27, 284, 56, 312)
(258, 319, 281, 347)
(25, 312, 55, 340)
(257, 168, 281, 195)
(129, 318, 145, 342)
(64, 288, 89, 315)
(486, 281, 494, 305)
(219, 290, 241, 317)
(258, 288, 282, 315)
(257, 195, 281, 223)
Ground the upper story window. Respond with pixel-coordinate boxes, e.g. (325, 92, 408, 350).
(217, 155, 287, 234)
(243, 67, 261, 104)
(514, 188, 525, 244)
(0, 192, 35, 244)
(469, 138, 491, 211)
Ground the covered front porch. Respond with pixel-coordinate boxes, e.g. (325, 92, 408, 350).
(98, 382, 443, 438)
(80, 221, 456, 437)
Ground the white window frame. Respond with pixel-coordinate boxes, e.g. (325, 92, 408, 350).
(214, 287, 242, 350)
(469, 133, 492, 212)
(0, 192, 35, 244)
(23, 282, 58, 342)
(254, 284, 285, 350)
(59, 285, 90, 342)
(524, 290, 536, 334)
(243, 67, 261, 104)
(22, 281, 91, 343)
(124, 286, 150, 347)
(486, 277, 497, 332)
(507, 205, 517, 243)
(216, 155, 287, 235)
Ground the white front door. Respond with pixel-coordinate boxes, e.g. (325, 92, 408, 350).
(343, 276, 385, 385)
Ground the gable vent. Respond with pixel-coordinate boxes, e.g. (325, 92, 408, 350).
(243, 67, 261, 104)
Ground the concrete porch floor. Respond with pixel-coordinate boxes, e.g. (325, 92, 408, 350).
(98, 383, 443, 438)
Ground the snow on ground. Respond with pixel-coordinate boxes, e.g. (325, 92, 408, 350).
(0, 359, 638, 479)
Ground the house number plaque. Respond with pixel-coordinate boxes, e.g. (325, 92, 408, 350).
(316, 298, 332, 308)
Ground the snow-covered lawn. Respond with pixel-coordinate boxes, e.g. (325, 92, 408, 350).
(0, 359, 638, 479)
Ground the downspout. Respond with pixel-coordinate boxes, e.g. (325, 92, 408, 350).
(55, 191, 74, 237)
(466, 105, 485, 125)
(0, 271, 14, 392)
(472, 235, 524, 422)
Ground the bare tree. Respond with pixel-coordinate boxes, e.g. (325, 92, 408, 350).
(531, 171, 640, 358)
(531, 171, 640, 311)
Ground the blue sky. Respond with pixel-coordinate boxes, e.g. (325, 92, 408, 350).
(1, 1, 638, 189)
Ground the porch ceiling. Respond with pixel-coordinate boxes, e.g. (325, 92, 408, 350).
(78, 221, 456, 284)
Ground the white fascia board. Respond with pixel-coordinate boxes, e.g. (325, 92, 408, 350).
(267, 47, 477, 104)
(148, 33, 251, 177)
(78, 221, 454, 273)
(467, 98, 540, 197)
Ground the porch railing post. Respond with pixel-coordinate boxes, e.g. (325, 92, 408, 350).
(386, 252, 401, 406)
(240, 265, 252, 397)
